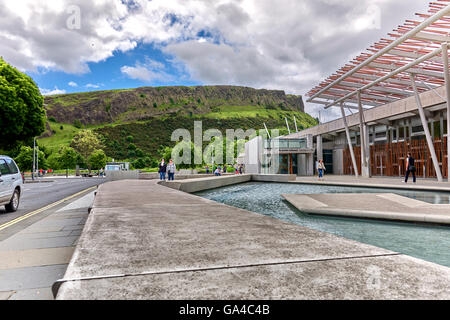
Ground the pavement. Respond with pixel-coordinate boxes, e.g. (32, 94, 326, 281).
(0, 178, 99, 300)
(294, 175, 450, 192)
(282, 193, 450, 224)
(55, 179, 450, 300)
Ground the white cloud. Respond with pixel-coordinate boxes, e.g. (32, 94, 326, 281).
(68, 81, 78, 87)
(85, 83, 101, 89)
(121, 57, 173, 82)
(40, 87, 66, 95)
(0, 0, 431, 120)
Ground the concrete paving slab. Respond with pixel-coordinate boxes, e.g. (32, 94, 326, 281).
(0, 247, 74, 270)
(0, 291, 14, 300)
(56, 191, 95, 212)
(0, 236, 79, 251)
(0, 264, 67, 291)
(56, 180, 450, 299)
(282, 193, 450, 224)
(8, 287, 53, 300)
(57, 255, 450, 300)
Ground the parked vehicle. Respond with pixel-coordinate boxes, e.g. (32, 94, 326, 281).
(0, 156, 23, 212)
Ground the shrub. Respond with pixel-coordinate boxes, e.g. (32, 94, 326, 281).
(73, 119, 82, 129)
(49, 117, 57, 122)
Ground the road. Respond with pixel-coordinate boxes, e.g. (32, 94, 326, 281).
(0, 177, 106, 228)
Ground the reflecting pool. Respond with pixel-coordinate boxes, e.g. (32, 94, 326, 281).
(196, 182, 450, 267)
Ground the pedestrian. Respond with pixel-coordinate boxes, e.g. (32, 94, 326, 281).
(318, 159, 326, 180)
(100, 168, 104, 177)
(223, 164, 227, 174)
(158, 159, 167, 181)
(239, 165, 243, 175)
(167, 159, 176, 181)
(214, 167, 220, 176)
(206, 166, 210, 174)
(218, 166, 222, 176)
(404, 152, 416, 183)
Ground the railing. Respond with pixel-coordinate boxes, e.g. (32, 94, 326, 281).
(264, 139, 307, 150)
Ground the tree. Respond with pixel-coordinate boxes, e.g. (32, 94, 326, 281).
(14, 146, 47, 171)
(88, 149, 107, 170)
(0, 57, 46, 149)
(70, 130, 103, 170)
(58, 146, 79, 177)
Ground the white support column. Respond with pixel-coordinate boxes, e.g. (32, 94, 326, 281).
(317, 135, 323, 161)
(442, 42, 450, 181)
(357, 91, 370, 177)
(340, 103, 359, 177)
(410, 73, 443, 182)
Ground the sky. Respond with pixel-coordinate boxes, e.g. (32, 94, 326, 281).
(0, 0, 433, 122)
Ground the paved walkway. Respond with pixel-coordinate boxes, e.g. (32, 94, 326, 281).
(295, 175, 450, 192)
(0, 191, 94, 300)
(55, 180, 450, 300)
(283, 193, 450, 224)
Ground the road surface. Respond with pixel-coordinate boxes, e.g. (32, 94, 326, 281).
(0, 177, 106, 234)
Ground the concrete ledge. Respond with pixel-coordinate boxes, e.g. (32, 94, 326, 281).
(159, 174, 252, 193)
(282, 193, 450, 225)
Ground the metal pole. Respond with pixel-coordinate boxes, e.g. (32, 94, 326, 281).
(442, 42, 450, 181)
(285, 117, 291, 135)
(357, 91, 369, 177)
(263, 123, 271, 139)
(410, 73, 443, 182)
(32, 137, 36, 181)
(36, 146, 39, 179)
(340, 103, 359, 177)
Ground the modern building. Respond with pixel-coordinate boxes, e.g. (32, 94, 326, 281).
(246, 2, 450, 181)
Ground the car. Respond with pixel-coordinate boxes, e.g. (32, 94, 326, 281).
(0, 156, 23, 213)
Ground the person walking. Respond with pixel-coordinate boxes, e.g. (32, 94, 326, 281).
(239, 165, 243, 175)
(206, 166, 210, 174)
(223, 165, 227, 174)
(158, 159, 167, 181)
(404, 152, 416, 183)
(167, 159, 176, 181)
(317, 159, 326, 180)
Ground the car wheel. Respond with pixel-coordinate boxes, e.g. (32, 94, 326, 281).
(5, 189, 20, 213)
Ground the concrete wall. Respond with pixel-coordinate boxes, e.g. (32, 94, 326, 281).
(245, 136, 262, 174)
(106, 171, 140, 181)
(333, 149, 344, 175)
(251, 174, 297, 182)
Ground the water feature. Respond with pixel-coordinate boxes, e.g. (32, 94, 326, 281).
(196, 182, 450, 267)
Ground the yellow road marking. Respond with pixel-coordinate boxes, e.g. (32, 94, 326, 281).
(0, 186, 97, 232)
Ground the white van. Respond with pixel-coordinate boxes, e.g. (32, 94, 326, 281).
(0, 156, 23, 212)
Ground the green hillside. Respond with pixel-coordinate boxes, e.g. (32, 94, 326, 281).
(39, 85, 317, 162)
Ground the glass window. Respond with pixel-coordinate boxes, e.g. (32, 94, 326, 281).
(0, 160, 11, 175)
(6, 159, 19, 174)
